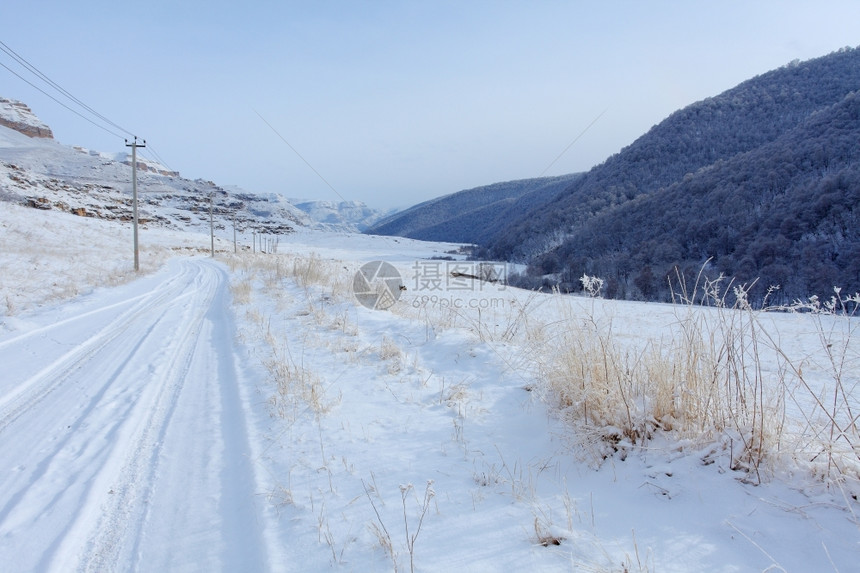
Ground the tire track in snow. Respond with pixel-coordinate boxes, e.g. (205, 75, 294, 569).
(0, 257, 194, 352)
(0, 263, 201, 539)
(0, 258, 270, 572)
(208, 265, 268, 572)
(0, 264, 196, 433)
(70, 261, 220, 572)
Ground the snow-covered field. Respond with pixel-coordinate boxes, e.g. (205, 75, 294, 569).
(1, 203, 858, 572)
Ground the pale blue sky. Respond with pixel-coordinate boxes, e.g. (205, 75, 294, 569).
(3, 1, 859, 208)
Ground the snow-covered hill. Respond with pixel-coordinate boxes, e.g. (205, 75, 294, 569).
(0, 96, 397, 236)
(0, 122, 303, 237)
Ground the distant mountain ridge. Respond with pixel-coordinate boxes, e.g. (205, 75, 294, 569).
(371, 46, 860, 304)
(534, 88, 860, 303)
(290, 198, 398, 232)
(365, 173, 581, 244)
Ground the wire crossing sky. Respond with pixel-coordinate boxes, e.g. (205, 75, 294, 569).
(2, 1, 859, 208)
(0, 37, 172, 170)
(0, 40, 133, 140)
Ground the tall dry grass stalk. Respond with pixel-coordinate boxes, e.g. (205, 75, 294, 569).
(542, 308, 648, 458)
(764, 288, 860, 484)
(543, 271, 859, 486)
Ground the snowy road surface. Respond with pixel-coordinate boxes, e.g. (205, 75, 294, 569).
(0, 258, 268, 572)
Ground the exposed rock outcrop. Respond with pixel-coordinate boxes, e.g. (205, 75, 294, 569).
(0, 98, 54, 139)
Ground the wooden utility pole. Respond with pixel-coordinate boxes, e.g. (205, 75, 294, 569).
(125, 137, 145, 271)
(209, 192, 214, 257)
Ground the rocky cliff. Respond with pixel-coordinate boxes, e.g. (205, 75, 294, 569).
(0, 98, 53, 138)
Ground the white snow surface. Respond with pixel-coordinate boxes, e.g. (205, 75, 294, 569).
(1, 194, 859, 571)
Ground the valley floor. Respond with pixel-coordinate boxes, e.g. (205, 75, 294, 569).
(0, 205, 858, 572)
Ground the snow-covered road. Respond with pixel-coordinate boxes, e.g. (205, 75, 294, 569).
(0, 258, 268, 572)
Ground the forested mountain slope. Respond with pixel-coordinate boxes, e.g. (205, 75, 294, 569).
(524, 89, 860, 304)
(365, 173, 580, 244)
(482, 46, 860, 303)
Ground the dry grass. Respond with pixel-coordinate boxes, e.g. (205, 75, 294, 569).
(378, 335, 403, 361)
(377, 336, 405, 375)
(1, 238, 175, 315)
(541, 272, 860, 486)
(265, 349, 334, 418)
(230, 274, 253, 305)
(224, 247, 859, 492)
(764, 289, 860, 484)
(543, 284, 776, 473)
(225, 251, 346, 418)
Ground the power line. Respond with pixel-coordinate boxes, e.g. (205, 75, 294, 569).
(539, 108, 608, 177)
(0, 40, 136, 140)
(0, 59, 126, 140)
(0, 41, 178, 173)
(253, 108, 348, 203)
(140, 144, 175, 174)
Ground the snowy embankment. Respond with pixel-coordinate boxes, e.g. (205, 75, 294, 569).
(0, 206, 858, 571)
(0, 202, 216, 315)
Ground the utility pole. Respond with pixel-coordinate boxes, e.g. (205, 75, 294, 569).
(209, 191, 214, 257)
(125, 137, 145, 271)
(233, 211, 237, 254)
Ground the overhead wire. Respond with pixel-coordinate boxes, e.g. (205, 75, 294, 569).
(0, 40, 184, 176)
(0, 59, 127, 140)
(539, 108, 608, 177)
(0, 40, 136, 140)
(141, 145, 175, 174)
(253, 108, 347, 202)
